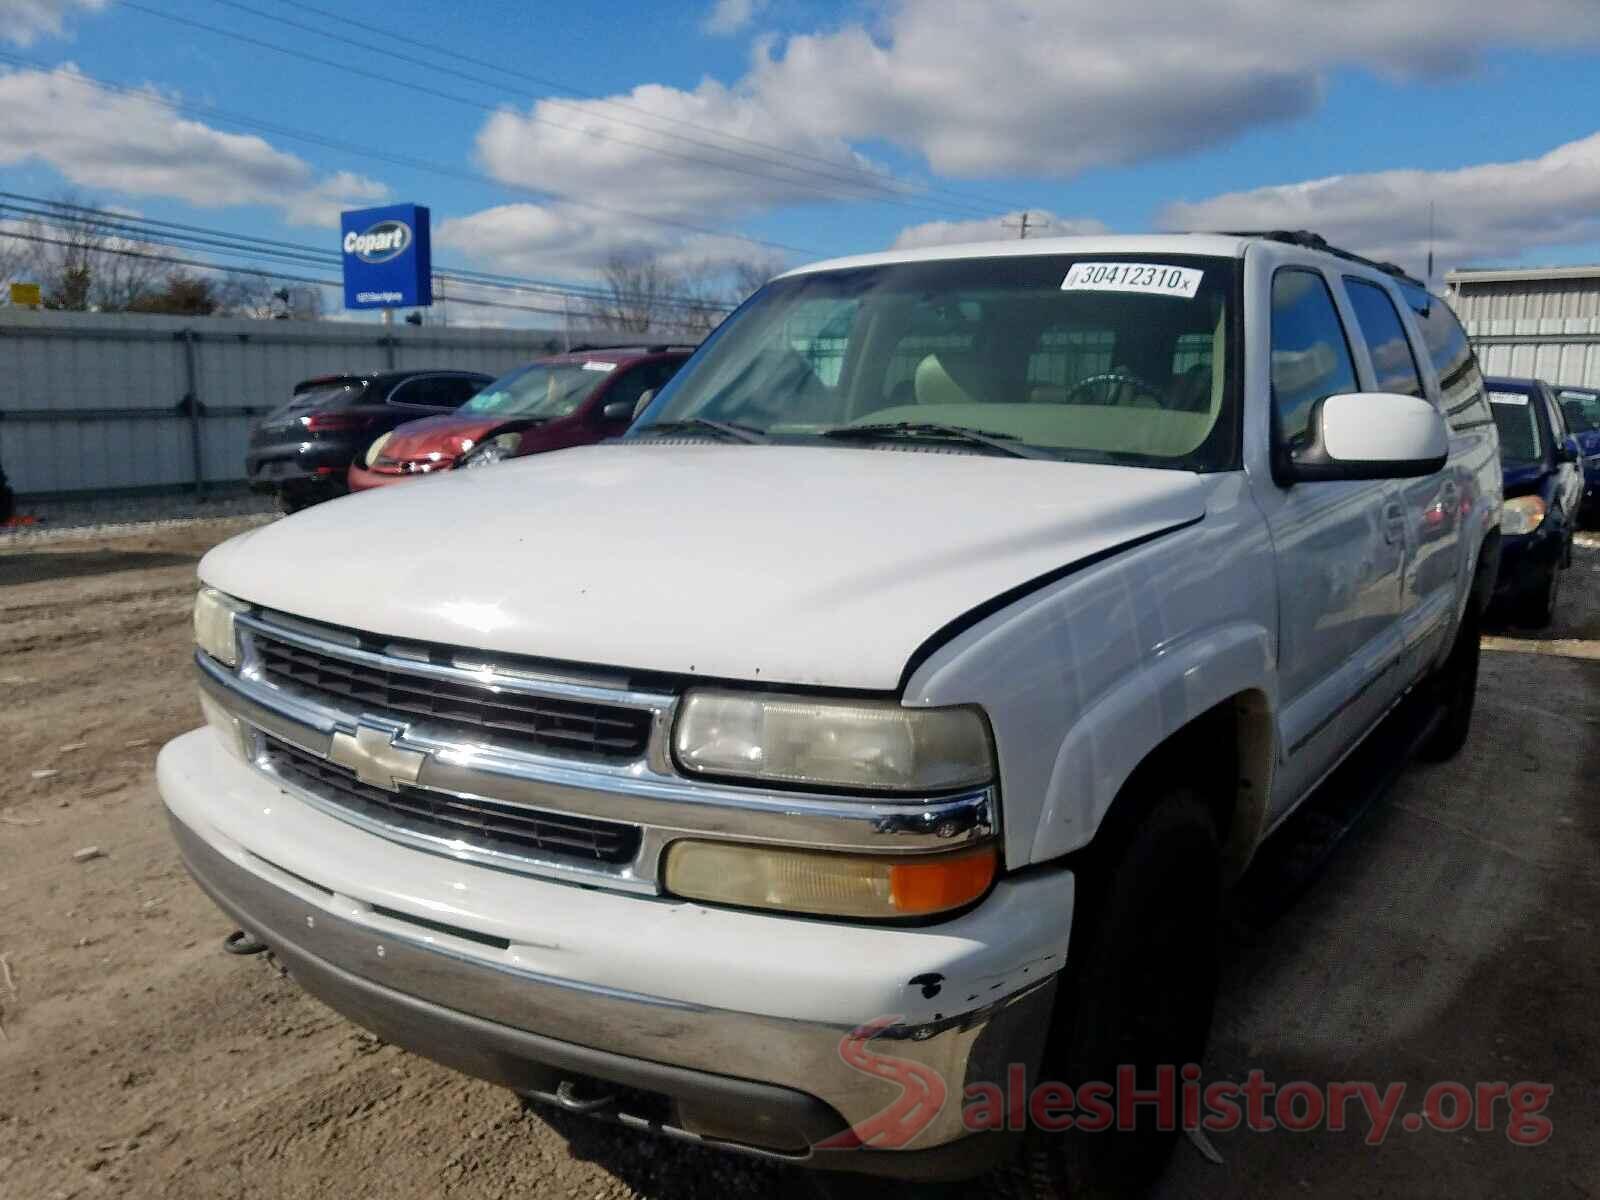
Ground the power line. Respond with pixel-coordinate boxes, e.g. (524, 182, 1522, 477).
(268, 0, 1030, 220)
(0, 192, 735, 313)
(0, 226, 717, 331)
(209, 0, 1003, 221)
(0, 50, 818, 258)
(120, 0, 1001, 223)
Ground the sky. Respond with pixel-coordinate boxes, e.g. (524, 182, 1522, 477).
(4, 0, 1600, 326)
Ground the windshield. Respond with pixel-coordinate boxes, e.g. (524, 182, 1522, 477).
(1489, 389, 1542, 465)
(634, 254, 1239, 470)
(462, 362, 610, 419)
(1558, 388, 1600, 433)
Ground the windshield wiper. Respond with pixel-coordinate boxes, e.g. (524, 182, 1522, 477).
(636, 418, 767, 444)
(818, 422, 1052, 460)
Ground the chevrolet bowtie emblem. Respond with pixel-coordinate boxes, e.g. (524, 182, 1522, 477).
(329, 722, 427, 791)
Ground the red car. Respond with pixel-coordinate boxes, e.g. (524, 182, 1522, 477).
(348, 346, 692, 490)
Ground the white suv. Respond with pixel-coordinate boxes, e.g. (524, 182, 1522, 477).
(163, 232, 1501, 1191)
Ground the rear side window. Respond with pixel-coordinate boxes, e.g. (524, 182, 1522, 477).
(1270, 269, 1359, 450)
(1400, 285, 1492, 432)
(1342, 279, 1423, 397)
(388, 376, 461, 408)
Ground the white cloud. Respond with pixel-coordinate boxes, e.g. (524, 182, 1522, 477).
(1156, 131, 1600, 277)
(744, 0, 1600, 178)
(891, 210, 1109, 250)
(0, 66, 388, 226)
(703, 0, 765, 36)
(0, 0, 106, 46)
(435, 201, 777, 278)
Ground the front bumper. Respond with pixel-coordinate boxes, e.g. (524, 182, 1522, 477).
(1492, 523, 1564, 603)
(346, 462, 435, 492)
(160, 728, 1067, 1175)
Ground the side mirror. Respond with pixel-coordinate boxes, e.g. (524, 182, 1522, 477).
(1279, 392, 1448, 484)
(1556, 437, 1580, 465)
(633, 388, 656, 420)
(601, 399, 636, 424)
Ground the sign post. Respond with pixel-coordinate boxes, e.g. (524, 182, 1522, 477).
(340, 204, 432, 313)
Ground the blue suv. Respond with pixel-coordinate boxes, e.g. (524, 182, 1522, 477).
(1554, 384, 1600, 526)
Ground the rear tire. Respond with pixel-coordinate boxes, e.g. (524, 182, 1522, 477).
(1010, 790, 1220, 1198)
(1419, 602, 1481, 762)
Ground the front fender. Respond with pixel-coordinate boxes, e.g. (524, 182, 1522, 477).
(1029, 622, 1276, 862)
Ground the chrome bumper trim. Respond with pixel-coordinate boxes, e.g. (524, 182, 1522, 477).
(171, 811, 1053, 1150)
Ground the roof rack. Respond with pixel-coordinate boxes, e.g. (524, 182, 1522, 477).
(1220, 230, 1424, 288)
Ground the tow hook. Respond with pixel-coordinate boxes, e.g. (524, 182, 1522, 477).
(222, 929, 269, 956)
(553, 1079, 616, 1114)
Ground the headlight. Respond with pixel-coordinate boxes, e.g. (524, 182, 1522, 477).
(363, 431, 394, 468)
(193, 586, 247, 666)
(459, 432, 522, 469)
(672, 690, 994, 792)
(1502, 495, 1548, 535)
(663, 840, 998, 919)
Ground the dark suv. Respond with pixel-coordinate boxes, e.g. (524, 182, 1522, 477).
(248, 370, 491, 511)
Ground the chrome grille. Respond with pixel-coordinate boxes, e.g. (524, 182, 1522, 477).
(263, 736, 642, 865)
(250, 629, 652, 762)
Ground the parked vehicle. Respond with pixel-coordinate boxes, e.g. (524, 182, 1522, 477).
(1554, 383, 1600, 525)
(1485, 376, 1584, 626)
(347, 347, 692, 491)
(164, 232, 1501, 1191)
(247, 370, 491, 511)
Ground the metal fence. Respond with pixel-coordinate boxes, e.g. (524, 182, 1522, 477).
(1448, 267, 1600, 388)
(0, 309, 652, 497)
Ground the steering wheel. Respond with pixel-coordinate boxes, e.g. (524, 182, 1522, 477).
(1062, 369, 1165, 407)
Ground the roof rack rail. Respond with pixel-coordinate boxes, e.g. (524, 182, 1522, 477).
(1220, 230, 1425, 288)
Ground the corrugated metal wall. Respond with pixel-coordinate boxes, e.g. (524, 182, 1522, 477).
(1448, 271, 1600, 388)
(0, 310, 650, 495)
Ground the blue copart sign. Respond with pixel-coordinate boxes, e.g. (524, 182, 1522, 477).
(341, 203, 432, 310)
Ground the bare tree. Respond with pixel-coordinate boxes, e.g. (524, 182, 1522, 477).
(727, 253, 786, 304)
(582, 251, 784, 337)
(215, 274, 325, 320)
(584, 253, 682, 333)
(10, 193, 165, 311)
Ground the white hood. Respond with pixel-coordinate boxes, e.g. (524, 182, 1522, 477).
(202, 444, 1207, 690)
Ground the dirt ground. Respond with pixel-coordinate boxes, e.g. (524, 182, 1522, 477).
(2, 519, 1597, 1200)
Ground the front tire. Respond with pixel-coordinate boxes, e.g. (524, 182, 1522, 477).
(1515, 562, 1561, 630)
(1013, 791, 1220, 1198)
(1419, 602, 1481, 762)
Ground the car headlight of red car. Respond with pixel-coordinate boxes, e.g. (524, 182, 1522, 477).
(458, 432, 522, 469)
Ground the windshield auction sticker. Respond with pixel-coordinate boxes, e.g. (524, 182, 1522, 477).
(1489, 392, 1529, 406)
(1061, 262, 1204, 299)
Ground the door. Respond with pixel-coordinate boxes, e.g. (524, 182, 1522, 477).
(1253, 267, 1408, 809)
(1538, 384, 1585, 522)
(1342, 276, 1462, 679)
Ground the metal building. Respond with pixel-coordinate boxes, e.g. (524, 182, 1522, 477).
(1446, 265, 1600, 387)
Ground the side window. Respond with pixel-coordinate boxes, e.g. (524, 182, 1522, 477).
(602, 362, 671, 420)
(1400, 285, 1491, 432)
(1270, 269, 1359, 450)
(388, 376, 449, 408)
(444, 376, 486, 408)
(1342, 279, 1423, 398)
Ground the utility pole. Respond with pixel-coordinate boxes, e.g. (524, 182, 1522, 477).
(1002, 211, 1047, 240)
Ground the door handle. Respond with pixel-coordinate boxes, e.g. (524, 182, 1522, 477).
(1382, 502, 1406, 545)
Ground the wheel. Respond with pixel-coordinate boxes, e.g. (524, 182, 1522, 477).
(1011, 790, 1220, 1198)
(1419, 602, 1481, 762)
(1515, 562, 1560, 630)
